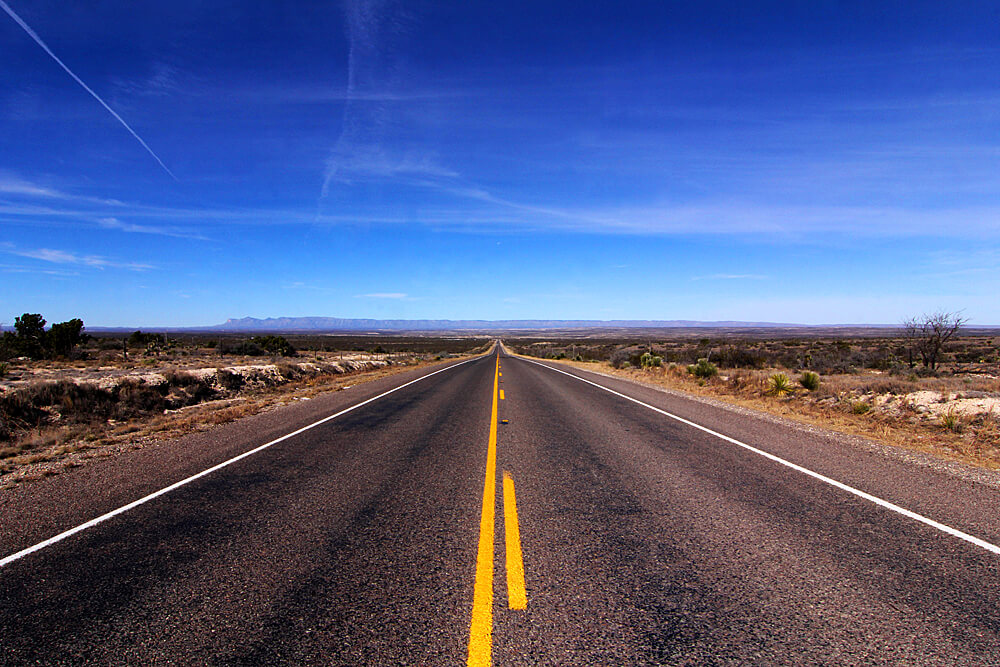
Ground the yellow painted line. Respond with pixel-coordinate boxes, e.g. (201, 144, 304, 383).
(467, 355, 500, 667)
(503, 471, 527, 610)
(500, 389, 505, 400)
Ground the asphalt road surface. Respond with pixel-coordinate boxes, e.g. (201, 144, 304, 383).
(2, 346, 1000, 665)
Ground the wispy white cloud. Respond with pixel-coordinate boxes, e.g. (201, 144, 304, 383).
(5, 169, 1000, 241)
(0, 174, 65, 199)
(0, 174, 208, 237)
(0, 0, 176, 180)
(97, 217, 209, 240)
(325, 146, 459, 185)
(504, 201, 1000, 237)
(0, 262, 80, 277)
(4, 245, 153, 271)
(0, 172, 127, 206)
(7, 183, 1000, 239)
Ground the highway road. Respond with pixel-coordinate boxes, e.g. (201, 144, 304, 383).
(2, 345, 1000, 664)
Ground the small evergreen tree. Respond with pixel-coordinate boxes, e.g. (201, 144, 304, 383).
(14, 313, 46, 359)
(48, 318, 85, 357)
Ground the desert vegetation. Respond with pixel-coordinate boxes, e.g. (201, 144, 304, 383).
(509, 319, 1000, 469)
(0, 331, 489, 486)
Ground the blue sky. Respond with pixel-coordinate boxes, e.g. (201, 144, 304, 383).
(1, 1, 998, 327)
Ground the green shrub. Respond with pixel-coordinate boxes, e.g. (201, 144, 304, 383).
(219, 336, 296, 357)
(128, 330, 166, 355)
(851, 400, 871, 415)
(767, 373, 794, 396)
(253, 335, 296, 357)
(640, 352, 663, 368)
(0, 361, 8, 379)
(688, 358, 718, 379)
(799, 371, 820, 391)
(97, 338, 124, 351)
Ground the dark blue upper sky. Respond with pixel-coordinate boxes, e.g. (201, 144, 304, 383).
(2, 1, 998, 325)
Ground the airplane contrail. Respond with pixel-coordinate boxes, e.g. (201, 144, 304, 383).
(0, 0, 177, 180)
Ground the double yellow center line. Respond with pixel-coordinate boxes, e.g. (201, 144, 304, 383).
(467, 355, 527, 667)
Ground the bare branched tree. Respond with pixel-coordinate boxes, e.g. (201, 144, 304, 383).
(901, 311, 967, 370)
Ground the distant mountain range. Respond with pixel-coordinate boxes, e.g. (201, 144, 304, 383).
(19, 316, 996, 334)
(209, 316, 808, 332)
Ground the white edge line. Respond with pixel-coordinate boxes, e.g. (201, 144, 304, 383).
(519, 356, 1000, 557)
(0, 356, 483, 569)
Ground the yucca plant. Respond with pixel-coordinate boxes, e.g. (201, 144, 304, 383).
(766, 372, 793, 396)
(799, 371, 820, 391)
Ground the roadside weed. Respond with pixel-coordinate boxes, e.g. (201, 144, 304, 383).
(767, 373, 793, 397)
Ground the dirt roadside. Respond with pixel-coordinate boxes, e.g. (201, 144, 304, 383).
(0, 354, 475, 490)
